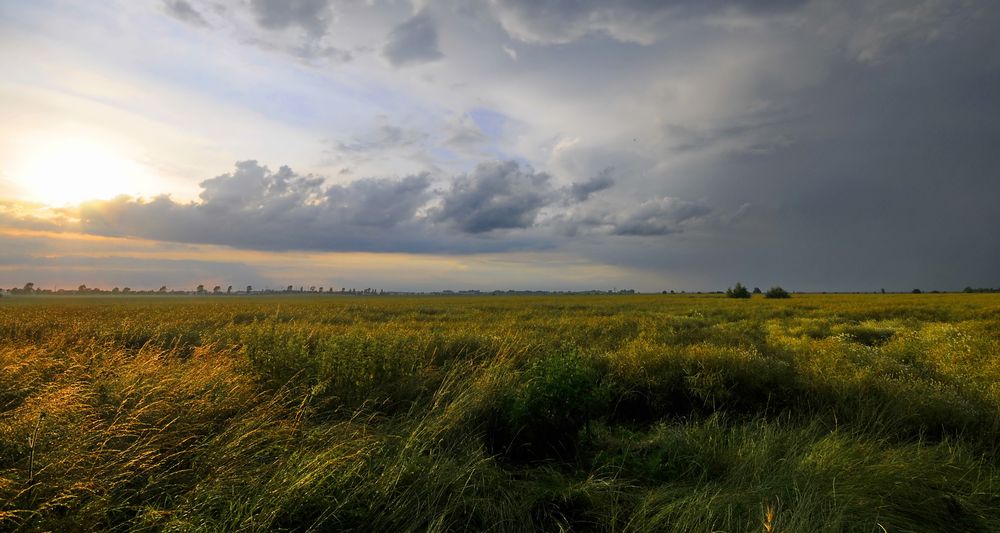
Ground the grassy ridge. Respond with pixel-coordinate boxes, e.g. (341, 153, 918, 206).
(1, 294, 999, 531)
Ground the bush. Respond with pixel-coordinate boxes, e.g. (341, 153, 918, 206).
(492, 350, 609, 461)
(726, 283, 751, 299)
(765, 286, 790, 299)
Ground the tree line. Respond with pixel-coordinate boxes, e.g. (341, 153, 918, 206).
(3, 283, 388, 296)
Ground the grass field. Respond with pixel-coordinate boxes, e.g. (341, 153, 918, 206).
(2, 294, 999, 531)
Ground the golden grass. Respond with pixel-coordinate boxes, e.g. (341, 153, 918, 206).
(0, 293, 998, 531)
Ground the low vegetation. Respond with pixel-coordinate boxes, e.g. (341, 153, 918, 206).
(765, 286, 790, 299)
(2, 293, 1000, 531)
(726, 283, 752, 299)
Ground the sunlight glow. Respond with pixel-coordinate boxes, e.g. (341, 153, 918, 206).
(9, 135, 153, 206)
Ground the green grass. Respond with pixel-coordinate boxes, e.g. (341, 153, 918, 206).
(1, 293, 999, 531)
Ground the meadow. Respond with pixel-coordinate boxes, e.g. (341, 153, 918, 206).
(1, 293, 999, 531)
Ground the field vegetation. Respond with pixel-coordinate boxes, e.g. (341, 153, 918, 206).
(1, 294, 999, 531)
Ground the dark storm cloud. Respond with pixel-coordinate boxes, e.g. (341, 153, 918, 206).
(603, 2, 1000, 290)
(381, 11, 444, 67)
(568, 170, 615, 202)
(250, 0, 331, 37)
(434, 161, 555, 233)
(326, 174, 433, 228)
(163, 0, 209, 27)
(611, 197, 711, 236)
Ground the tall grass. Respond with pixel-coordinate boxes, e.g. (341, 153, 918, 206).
(1, 294, 999, 531)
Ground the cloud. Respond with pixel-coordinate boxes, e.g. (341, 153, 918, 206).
(489, 0, 808, 45)
(326, 174, 433, 228)
(163, 0, 209, 27)
(838, 0, 972, 65)
(611, 197, 711, 236)
(161, 0, 352, 63)
(434, 160, 556, 233)
(59, 159, 655, 253)
(382, 10, 444, 67)
(445, 114, 487, 147)
(250, 0, 331, 37)
(552, 194, 711, 238)
(568, 169, 615, 202)
(335, 119, 429, 154)
(75, 161, 438, 253)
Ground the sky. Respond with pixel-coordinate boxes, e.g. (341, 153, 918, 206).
(1, 0, 998, 292)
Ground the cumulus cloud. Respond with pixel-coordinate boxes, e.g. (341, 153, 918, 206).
(161, 0, 352, 63)
(47, 159, 640, 250)
(611, 197, 712, 236)
(326, 174, 433, 228)
(568, 169, 615, 202)
(163, 0, 209, 27)
(552, 195, 711, 237)
(250, 0, 331, 37)
(76, 161, 437, 252)
(434, 160, 556, 233)
(382, 10, 444, 67)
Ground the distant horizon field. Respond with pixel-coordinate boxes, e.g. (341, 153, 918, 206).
(2, 294, 1000, 531)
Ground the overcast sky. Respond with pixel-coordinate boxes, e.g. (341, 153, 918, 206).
(1, 0, 998, 292)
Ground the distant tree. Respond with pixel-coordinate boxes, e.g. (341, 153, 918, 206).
(212, 286, 222, 294)
(23, 282, 35, 293)
(310, 286, 317, 292)
(286, 285, 294, 293)
(765, 286, 790, 299)
(246, 285, 253, 294)
(196, 284, 206, 295)
(912, 288, 922, 294)
(122, 287, 131, 294)
(726, 282, 751, 299)
(112, 287, 120, 294)
(227, 285, 233, 294)
(78, 284, 88, 293)
(752, 287, 762, 294)
(880, 288, 886, 294)
(158, 286, 168, 293)
(963, 286, 974, 293)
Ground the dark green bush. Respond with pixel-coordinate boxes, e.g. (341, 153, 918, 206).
(726, 283, 751, 299)
(491, 350, 610, 461)
(765, 286, 790, 299)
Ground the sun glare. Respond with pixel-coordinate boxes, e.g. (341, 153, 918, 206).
(10, 136, 152, 206)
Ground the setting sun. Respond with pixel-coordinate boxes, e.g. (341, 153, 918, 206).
(9, 135, 151, 206)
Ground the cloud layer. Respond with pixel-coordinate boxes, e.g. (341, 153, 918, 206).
(57, 160, 710, 255)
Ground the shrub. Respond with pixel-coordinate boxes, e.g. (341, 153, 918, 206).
(491, 350, 609, 461)
(726, 283, 751, 299)
(765, 286, 790, 299)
